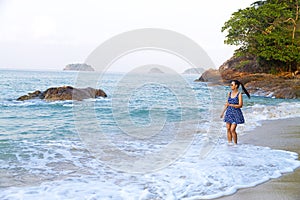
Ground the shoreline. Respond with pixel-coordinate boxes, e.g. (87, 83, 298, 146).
(216, 117, 300, 200)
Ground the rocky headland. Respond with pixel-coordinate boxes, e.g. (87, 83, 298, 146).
(196, 56, 300, 99)
(17, 86, 107, 101)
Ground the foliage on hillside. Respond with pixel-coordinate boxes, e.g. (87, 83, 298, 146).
(222, 0, 300, 73)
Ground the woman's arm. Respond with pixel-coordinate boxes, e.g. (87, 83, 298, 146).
(220, 92, 230, 118)
(220, 104, 228, 118)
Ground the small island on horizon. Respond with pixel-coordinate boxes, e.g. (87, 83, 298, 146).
(182, 67, 205, 75)
(63, 63, 95, 71)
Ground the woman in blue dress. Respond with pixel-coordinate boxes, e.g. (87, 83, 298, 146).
(220, 80, 250, 145)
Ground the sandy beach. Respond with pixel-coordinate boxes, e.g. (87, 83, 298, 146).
(216, 117, 300, 200)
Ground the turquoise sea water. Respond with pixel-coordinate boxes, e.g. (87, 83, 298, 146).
(0, 69, 299, 199)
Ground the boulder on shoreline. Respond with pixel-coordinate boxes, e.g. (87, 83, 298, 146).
(196, 56, 300, 99)
(17, 86, 107, 101)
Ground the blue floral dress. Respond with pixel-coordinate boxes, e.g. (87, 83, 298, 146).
(224, 92, 245, 124)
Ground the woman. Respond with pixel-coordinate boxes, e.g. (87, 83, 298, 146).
(220, 80, 250, 145)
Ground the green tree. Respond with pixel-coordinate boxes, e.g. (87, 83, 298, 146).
(222, 0, 300, 72)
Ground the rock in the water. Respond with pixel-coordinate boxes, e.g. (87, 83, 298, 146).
(17, 86, 107, 101)
(17, 90, 43, 101)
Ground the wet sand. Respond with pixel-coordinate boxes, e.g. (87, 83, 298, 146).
(216, 117, 300, 200)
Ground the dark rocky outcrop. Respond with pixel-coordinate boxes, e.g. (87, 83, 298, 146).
(63, 63, 94, 71)
(195, 68, 223, 83)
(245, 77, 300, 98)
(17, 86, 107, 101)
(196, 56, 300, 99)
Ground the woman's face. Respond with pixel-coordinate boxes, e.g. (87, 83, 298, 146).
(230, 82, 237, 89)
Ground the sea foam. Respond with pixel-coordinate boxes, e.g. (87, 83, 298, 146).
(0, 137, 299, 200)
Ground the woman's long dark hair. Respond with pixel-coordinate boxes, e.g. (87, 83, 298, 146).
(231, 80, 250, 99)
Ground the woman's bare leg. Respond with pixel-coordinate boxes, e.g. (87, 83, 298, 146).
(226, 123, 232, 143)
(230, 123, 238, 144)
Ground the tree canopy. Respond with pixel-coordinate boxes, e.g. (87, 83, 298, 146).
(222, 0, 300, 72)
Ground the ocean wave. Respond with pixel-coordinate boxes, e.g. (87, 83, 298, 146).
(241, 101, 300, 132)
(0, 99, 72, 107)
(0, 139, 299, 199)
(0, 97, 109, 108)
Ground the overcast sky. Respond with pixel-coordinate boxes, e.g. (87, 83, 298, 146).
(0, 0, 255, 71)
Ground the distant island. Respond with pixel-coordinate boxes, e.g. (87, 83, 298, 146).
(182, 67, 205, 74)
(63, 63, 95, 71)
(148, 67, 164, 74)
